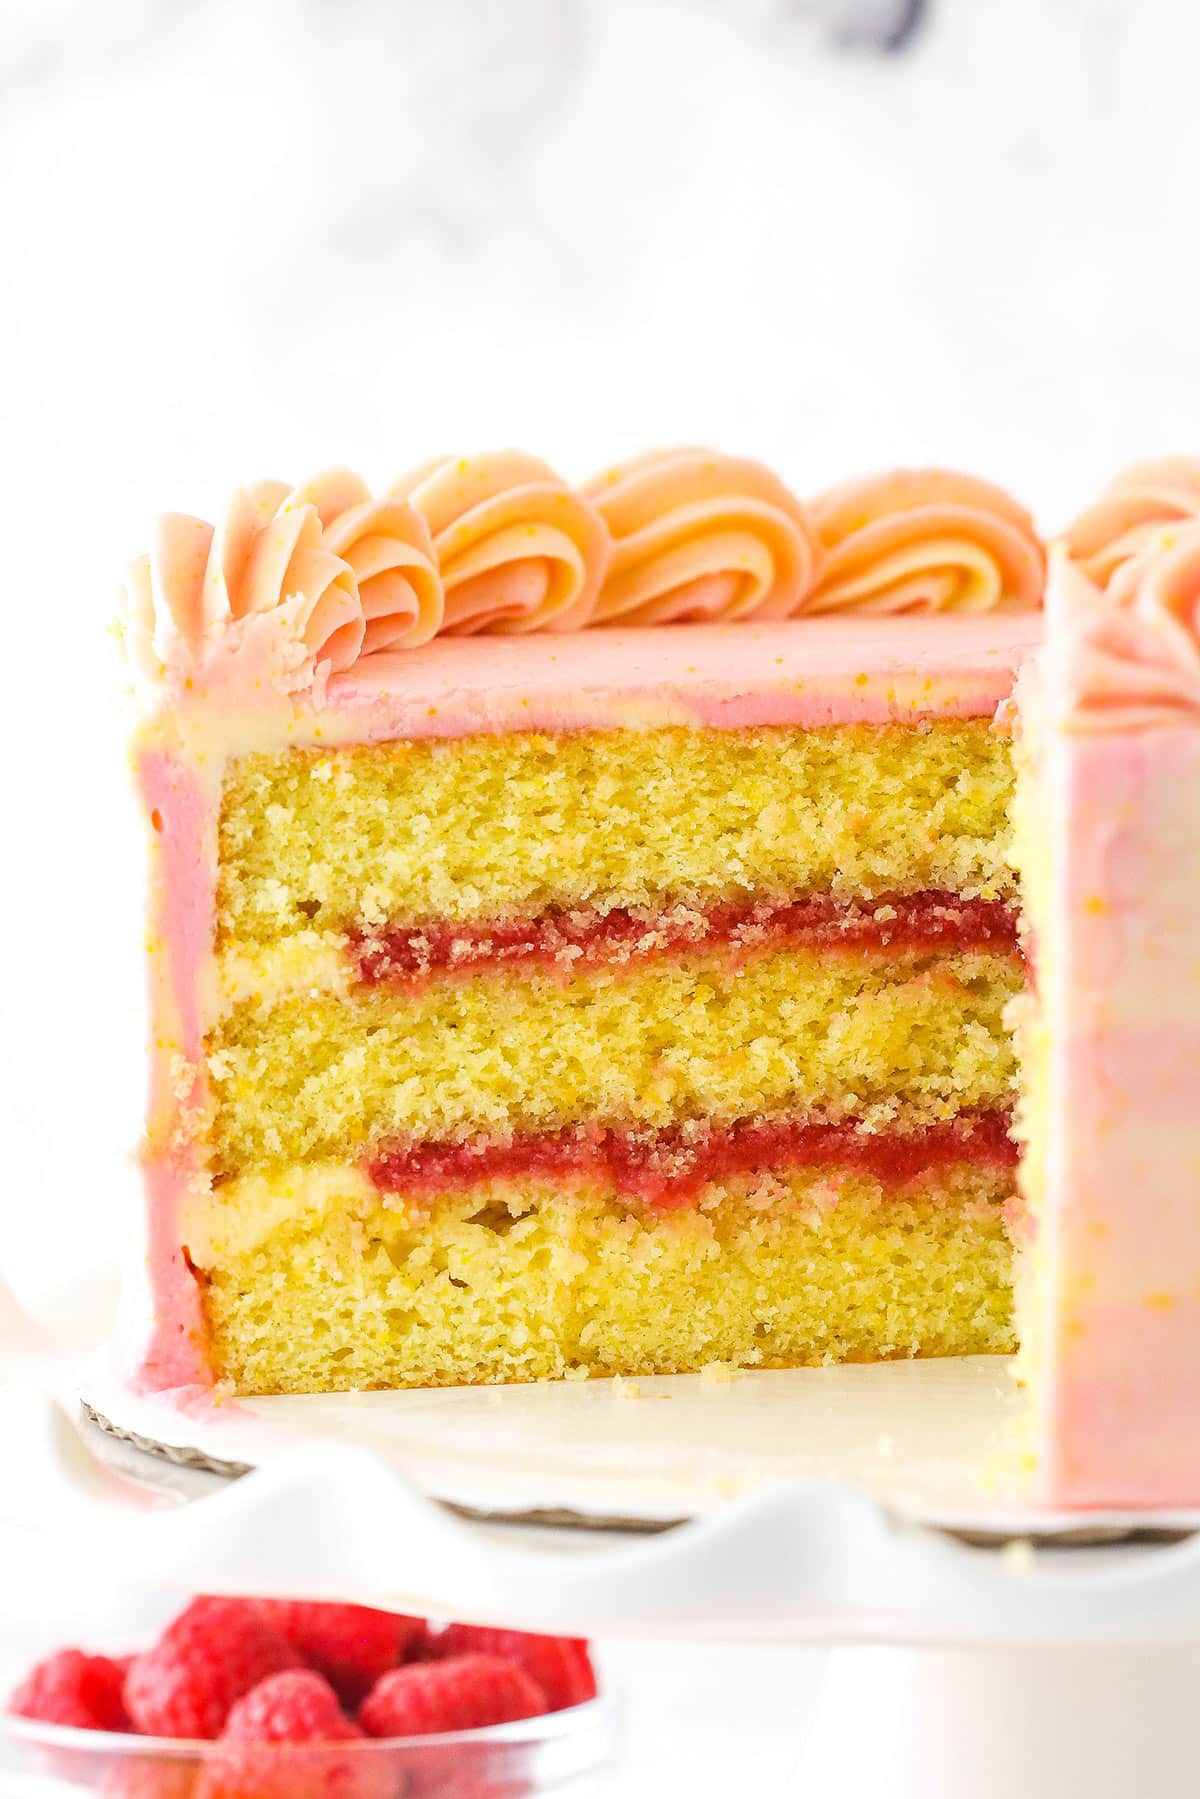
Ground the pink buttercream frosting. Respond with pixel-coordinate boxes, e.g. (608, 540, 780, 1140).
(581, 448, 819, 624)
(1061, 456, 1200, 589)
(388, 452, 610, 634)
(1022, 646, 1200, 1502)
(122, 469, 443, 696)
(1060, 527, 1200, 732)
(135, 751, 216, 1391)
(810, 469, 1045, 615)
(123, 454, 1046, 706)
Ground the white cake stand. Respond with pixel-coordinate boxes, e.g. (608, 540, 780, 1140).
(1, 1380, 1197, 1798)
(3, 1269, 1199, 1799)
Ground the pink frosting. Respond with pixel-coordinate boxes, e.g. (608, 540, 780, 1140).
(1062, 456, 1200, 589)
(810, 469, 1045, 615)
(134, 751, 216, 1392)
(326, 613, 1041, 740)
(582, 448, 819, 624)
(123, 456, 1046, 708)
(1062, 527, 1200, 731)
(388, 452, 610, 634)
(1025, 690, 1200, 1504)
(122, 470, 444, 695)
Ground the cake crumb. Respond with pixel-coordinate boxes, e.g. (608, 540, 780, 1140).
(700, 1360, 738, 1385)
(1002, 1537, 1035, 1573)
(612, 1375, 641, 1400)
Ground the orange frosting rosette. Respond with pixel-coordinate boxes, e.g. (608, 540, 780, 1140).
(389, 452, 610, 634)
(122, 470, 443, 690)
(809, 470, 1045, 615)
(581, 449, 819, 624)
(1061, 457, 1200, 591)
(1066, 525, 1200, 732)
(288, 469, 443, 653)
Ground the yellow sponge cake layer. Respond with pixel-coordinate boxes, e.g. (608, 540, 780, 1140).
(208, 947, 1021, 1171)
(188, 1162, 1017, 1392)
(218, 721, 1016, 942)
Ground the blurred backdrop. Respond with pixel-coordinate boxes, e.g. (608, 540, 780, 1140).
(1, 0, 1198, 1298)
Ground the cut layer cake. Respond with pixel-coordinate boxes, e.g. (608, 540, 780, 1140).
(119, 447, 1200, 1507)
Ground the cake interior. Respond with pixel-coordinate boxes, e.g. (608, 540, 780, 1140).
(188, 719, 1025, 1393)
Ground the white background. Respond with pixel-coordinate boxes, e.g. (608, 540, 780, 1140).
(1, 0, 1198, 1787)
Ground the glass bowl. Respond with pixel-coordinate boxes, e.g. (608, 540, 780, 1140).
(0, 1692, 619, 1795)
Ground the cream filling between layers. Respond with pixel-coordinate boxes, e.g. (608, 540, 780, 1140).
(184, 1153, 1016, 1264)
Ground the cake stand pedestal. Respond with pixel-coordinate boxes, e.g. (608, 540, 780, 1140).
(800, 1646, 1200, 1798)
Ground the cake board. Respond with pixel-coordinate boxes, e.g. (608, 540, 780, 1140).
(76, 1348, 1200, 1541)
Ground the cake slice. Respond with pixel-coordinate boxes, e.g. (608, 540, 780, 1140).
(120, 451, 1043, 1396)
(1013, 465, 1200, 1505)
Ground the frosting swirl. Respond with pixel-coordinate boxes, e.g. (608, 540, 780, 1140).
(389, 452, 610, 634)
(1065, 526, 1200, 731)
(581, 449, 818, 624)
(289, 469, 444, 652)
(809, 470, 1045, 614)
(1062, 458, 1200, 590)
(122, 470, 443, 692)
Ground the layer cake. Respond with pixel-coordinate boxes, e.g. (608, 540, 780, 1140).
(122, 453, 1043, 1401)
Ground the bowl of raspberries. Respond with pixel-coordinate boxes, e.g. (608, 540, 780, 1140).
(1, 1594, 613, 1796)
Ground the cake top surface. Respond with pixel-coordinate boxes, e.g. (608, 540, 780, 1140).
(119, 451, 1046, 726)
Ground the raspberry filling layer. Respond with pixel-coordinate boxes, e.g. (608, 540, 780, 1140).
(352, 891, 1019, 985)
(367, 1108, 1016, 1211)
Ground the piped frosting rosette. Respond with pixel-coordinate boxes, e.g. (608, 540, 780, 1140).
(1062, 524, 1200, 732)
(808, 470, 1045, 614)
(1062, 458, 1200, 591)
(389, 452, 611, 634)
(581, 449, 819, 624)
(122, 469, 443, 695)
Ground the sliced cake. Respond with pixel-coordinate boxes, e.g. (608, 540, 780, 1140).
(120, 451, 1044, 1396)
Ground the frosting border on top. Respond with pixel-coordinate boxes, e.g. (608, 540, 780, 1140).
(120, 453, 1046, 726)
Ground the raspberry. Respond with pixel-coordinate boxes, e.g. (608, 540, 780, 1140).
(9, 1648, 130, 1731)
(197, 1672, 389, 1799)
(358, 1654, 547, 1737)
(257, 1600, 425, 1707)
(221, 1670, 361, 1745)
(124, 1598, 300, 1740)
(431, 1627, 597, 1712)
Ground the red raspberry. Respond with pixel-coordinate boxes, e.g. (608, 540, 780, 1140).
(197, 1672, 389, 1799)
(358, 1654, 547, 1737)
(257, 1600, 425, 1707)
(221, 1670, 361, 1745)
(124, 1598, 300, 1740)
(9, 1648, 130, 1731)
(431, 1626, 597, 1712)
